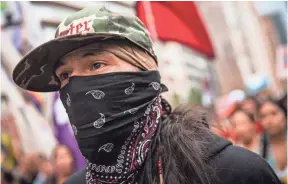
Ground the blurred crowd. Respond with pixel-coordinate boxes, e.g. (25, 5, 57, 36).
(1, 143, 75, 184)
(1, 89, 286, 184)
(210, 91, 287, 184)
(1, 93, 77, 184)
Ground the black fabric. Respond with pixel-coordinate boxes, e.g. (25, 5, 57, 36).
(261, 133, 269, 159)
(60, 71, 165, 184)
(64, 133, 281, 184)
(205, 135, 281, 184)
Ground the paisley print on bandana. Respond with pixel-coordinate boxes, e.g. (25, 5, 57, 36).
(72, 124, 78, 135)
(59, 71, 165, 184)
(86, 97, 162, 184)
(66, 93, 71, 106)
(93, 113, 106, 128)
(125, 83, 135, 95)
(98, 143, 114, 153)
(124, 108, 139, 115)
(149, 82, 160, 91)
(86, 90, 105, 99)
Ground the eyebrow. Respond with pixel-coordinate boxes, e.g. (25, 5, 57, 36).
(55, 50, 107, 70)
(82, 52, 97, 57)
(55, 60, 65, 71)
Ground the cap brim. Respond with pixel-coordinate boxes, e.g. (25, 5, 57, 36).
(12, 33, 125, 92)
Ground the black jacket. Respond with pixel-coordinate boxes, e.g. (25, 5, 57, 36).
(64, 134, 281, 184)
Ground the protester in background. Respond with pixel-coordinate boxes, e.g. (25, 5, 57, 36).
(1, 152, 40, 184)
(230, 108, 266, 156)
(240, 96, 260, 119)
(49, 145, 75, 184)
(210, 111, 226, 137)
(240, 96, 264, 133)
(210, 112, 236, 143)
(259, 100, 287, 183)
(256, 89, 272, 104)
(33, 155, 54, 184)
(17, 153, 41, 183)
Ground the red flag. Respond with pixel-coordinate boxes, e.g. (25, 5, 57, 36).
(136, 1, 215, 59)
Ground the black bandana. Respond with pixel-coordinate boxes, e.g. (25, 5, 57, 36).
(60, 71, 164, 184)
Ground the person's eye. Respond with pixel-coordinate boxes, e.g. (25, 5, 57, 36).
(260, 114, 267, 119)
(59, 72, 70, 81)
(91, 62, 106, 71)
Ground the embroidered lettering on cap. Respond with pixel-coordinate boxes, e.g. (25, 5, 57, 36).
(58, 19, 92, 38)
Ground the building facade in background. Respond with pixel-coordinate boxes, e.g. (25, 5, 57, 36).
(253, 1, 287, 93)
(197, 1, 287, 97)
(197, 1, 246, 95)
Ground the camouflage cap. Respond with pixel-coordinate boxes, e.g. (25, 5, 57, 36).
(13, 7, 156, 92)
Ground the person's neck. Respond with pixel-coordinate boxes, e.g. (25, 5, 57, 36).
(56, 174, 69, 184)
(242, 135, 259, 150)
(269, 132, 286, 144)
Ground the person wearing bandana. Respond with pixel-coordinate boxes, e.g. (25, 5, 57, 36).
(13, 7, 281, 184)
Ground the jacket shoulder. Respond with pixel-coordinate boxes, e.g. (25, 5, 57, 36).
(63, 169, 86, 184)
(210, 145, 281, 184)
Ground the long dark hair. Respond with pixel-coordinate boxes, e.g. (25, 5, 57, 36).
(151, 102, 212, 184)
(258, 99, 287, 159)
(118, 42, 213, 184)
(259, 98, 287, 117)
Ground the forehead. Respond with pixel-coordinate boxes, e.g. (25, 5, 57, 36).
(242, 99, 255, 105)
(232, 111, 249, 120)
(56, 146, 71, 155)
(62, 49, 106, 61)
(57, 49, 108, 68)
(260, 102, 278, 113)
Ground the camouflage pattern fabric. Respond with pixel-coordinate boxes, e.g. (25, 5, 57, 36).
(13, 7, 156, 92)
